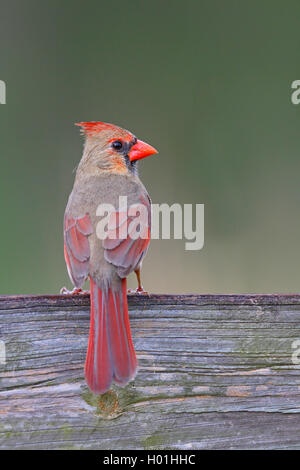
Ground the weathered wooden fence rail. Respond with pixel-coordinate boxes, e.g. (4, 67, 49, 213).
(1, 293, 300, 449)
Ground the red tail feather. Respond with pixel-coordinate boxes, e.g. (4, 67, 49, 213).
(85, 277, 137, 394)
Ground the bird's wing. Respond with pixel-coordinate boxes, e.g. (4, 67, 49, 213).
(103, 193, 151, 277)
(64, 212, 93, 287)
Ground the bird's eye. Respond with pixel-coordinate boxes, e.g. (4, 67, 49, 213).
(112, 140, 123, 151)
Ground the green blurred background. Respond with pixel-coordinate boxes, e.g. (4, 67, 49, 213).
(0, 0, 300, 294)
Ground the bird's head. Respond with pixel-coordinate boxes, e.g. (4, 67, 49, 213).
(75, 121, 158, 175)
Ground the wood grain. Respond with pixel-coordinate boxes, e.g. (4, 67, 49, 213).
(1, 293, 300, 449)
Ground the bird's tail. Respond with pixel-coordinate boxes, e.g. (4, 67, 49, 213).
(85, 277, 137, 394)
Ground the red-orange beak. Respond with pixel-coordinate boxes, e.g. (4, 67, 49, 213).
(128, 139, 158, 162)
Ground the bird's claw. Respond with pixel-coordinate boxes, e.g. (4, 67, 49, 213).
(60, 287, 90, 295)
(127, 287, 149, 295)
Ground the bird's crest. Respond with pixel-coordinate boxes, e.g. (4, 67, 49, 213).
(75, 121, 117, 136)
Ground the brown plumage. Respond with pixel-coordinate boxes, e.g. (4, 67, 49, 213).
(63, 122, 157, 394)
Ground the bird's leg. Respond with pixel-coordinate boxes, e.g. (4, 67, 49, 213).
(128, 267, 149, 295)
(60, 287, 90, 295)
(135, 267, 144, 292)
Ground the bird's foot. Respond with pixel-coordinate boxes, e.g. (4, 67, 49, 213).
(60, 287, 90, 295)
(127, 287, 149, 295)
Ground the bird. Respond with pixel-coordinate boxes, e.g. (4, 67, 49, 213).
(62, 121, 157, 394)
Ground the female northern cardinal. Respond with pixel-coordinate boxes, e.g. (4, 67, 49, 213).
(63, 122, 157, 394)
